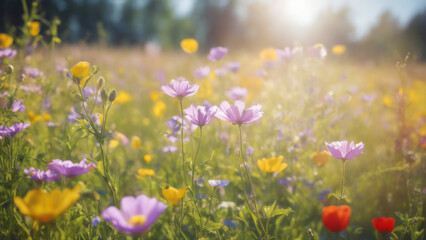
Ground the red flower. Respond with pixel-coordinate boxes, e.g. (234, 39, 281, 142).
(322, 205, 351, 232)
(372, 217, 395, 234)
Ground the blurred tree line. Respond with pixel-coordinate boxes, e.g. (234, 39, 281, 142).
(1, 0, 426, 61)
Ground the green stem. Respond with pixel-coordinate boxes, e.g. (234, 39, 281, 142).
(204, 187, 216, 227)
(238, 125, 267, 237)
(191, 127, 202, 192)
(339, 160, 346, 205)
(179, 99, 188, 185)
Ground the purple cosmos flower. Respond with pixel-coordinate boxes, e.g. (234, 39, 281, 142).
(92, 216, 101, 227)
(83, 87, 96, 99)
(20, 85, 42, 94)
(47, 122, 59, 127)
(208, 180, 230, 187)
(24, 66, 42, 78)
(362, 94, 374, 102)
(223, 219, 237, 229)
(220, 133, 229, 143)
(0, 48, 17, 60)
(184, 104, 218, 127)
(155, 70, 166, 83)
(113, 132, 129, 145)
(196, 177, 205, 187)
(11, 100, 25, 112)
(167, 118, 180, 132)
(226, 62, 241, 73)
(42, 97, 52, 110)
(214, 67, 228, 77)
(256, 69, 267, 78)
(0, 92, 8, 98)
(246, 146, 254, 157)
(278, 177, 293, 187)
(208, 47, 228, 61)
(216, 101, 263, 125)
(5, 122, 30, 137)
(309, 44, 327, 59)
(325, 141, 364, 160)
(193, 66, 210, 79)
(162, 145, 178, 153)
(48, 159, 95, 177)
(318, 188, 332, 202)
(67, 107, 80, 123)
(102, 195, 167, 234)
(226, 87, 247, 101)
(203, 100, 212, 110)
(161, 77, 199, 99)
(24, 167, 60, 182)
(276, 47, 297, 62)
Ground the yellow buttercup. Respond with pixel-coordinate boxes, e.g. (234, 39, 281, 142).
(14, 185, 81, 223)
(0, 33, 14, 48)
(162, 186, 186, 206)
(180, 38, 198, 54)
(257, 156, 287, 173)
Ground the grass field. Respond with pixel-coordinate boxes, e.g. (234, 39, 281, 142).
(0, 42, 425, 239)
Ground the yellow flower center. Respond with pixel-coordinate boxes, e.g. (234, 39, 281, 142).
(128, 215, 146, 225)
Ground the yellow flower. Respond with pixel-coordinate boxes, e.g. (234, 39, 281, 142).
(109, 139, 119, 149)
(136, 168, 155, 178)
(144, 154, 152, 163)
(131, 136, 142, 149)
(142, 118, 150, 126)
(313, 151, 330, 167)
(257, 156, 287, 173)
(332, 44, 346, 55)
(259, 48, 278, 61)
(71, 61, 91, 79)
(180, 38, 198, 54)
(14, 185, 81, 223)
(114, 91, 132, 104)
(28, 111, 42, 124)
(383, 95, 393, 107)
(150, 91, 161, 101)
(0, 33, 14, 48)
(162, 186, 186, 206)
(152, 100, 166, 117)
(42, 113, 51, 121)
(197, 79, 214, 99)
(28, 21, 40, 36)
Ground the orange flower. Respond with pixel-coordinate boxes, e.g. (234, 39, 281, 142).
(313, 151, 330, 167)
(322, 205, 351, 232)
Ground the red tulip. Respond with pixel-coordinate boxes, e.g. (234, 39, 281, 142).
(322, 205, 351, 232)
(372, 217, 395, 234)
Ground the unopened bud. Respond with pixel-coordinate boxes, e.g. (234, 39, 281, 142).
(101, 89, 108, 102)
(5, 65, 14, 74)
(97, 77, 105, 89)
(108, 89, 116, 102)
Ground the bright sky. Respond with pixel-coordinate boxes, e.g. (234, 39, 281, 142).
(174, 0, 426, 39)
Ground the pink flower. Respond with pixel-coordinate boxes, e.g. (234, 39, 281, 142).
(161, 77, 199, 99)
(226, 87, 247, 101)
(184, 104, 218, 127)
(208, 47, 228, 61)
(216, 101, 263, 125)
(325, 141, 364, 160)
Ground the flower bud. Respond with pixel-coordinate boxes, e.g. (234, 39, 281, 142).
(97, 77, 105, 89)
(108, 89, 116, 102)
(5, 64, 14, 74)
(101, 89, 108, 103)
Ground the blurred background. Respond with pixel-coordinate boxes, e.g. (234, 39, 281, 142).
(1, 0, 426, 61)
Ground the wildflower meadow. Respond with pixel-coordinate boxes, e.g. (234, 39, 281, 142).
(0, 1, 425, 239)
